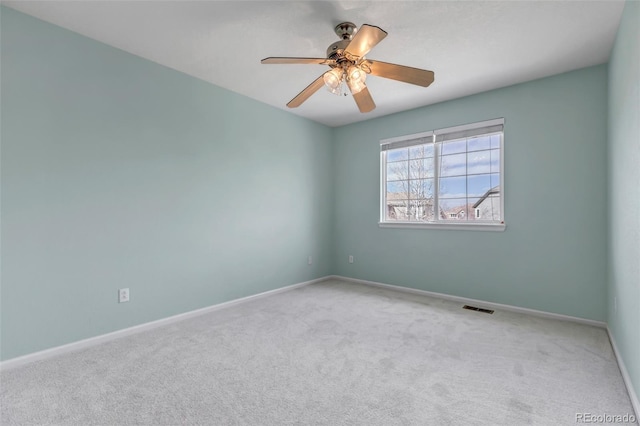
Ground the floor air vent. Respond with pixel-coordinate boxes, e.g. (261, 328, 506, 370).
(463, 305, 494, 314)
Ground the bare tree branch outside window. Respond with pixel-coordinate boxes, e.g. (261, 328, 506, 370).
(386, 144, 435, 221)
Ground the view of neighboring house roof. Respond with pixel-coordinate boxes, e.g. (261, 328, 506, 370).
(386, 192, 434, 205)
(472, 186, 500, 208)
(386, 192, 408, 201)
(440, 203, 475, 220)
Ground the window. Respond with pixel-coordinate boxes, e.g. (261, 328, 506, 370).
(380, 118, 504, 230)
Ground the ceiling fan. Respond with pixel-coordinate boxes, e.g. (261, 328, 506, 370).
(261, 22, 435, 113)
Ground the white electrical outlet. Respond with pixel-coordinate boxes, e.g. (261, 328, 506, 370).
(348, 255, 354, 264)
(308, 256, 313, 265)
(118, 288, 130, 303)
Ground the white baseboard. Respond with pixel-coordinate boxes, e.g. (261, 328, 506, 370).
(0, 276, 331, 371)
(607, 327, 640, 420)
(329, 275, 607, 328)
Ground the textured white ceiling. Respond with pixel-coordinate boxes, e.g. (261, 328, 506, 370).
(2, 1, 625, 127)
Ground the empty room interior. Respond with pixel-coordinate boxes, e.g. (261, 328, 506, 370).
(1, 1, 638, 425)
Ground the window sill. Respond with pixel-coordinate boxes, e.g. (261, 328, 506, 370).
(378, 221, 506, 232)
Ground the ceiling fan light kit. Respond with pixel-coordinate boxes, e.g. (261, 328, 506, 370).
(261, 22, 435, 113)
(323, 65, 366, 96)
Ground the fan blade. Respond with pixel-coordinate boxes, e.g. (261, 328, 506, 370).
(351, 86, 376, 113)
(344, 24, 387, 59)
(261, 57, 334, 65)
(366, 60, 434, 87)
(286, 74, 326, 108)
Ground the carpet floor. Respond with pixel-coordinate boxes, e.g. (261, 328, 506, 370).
(1, 279, 637, 425)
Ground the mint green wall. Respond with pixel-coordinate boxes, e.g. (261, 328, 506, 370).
(333, 65, 609, 321)
(0, 7, 333, 361)
(608, 0, 639, 405)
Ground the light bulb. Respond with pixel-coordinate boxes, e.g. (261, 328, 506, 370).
(348, 66, 365, 83)
(323, 68, 344, 95)
(346, 65, 366, 94)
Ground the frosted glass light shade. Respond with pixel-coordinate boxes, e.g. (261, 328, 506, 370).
(346, 66, 366, 94)
(323, 68, 343, 95)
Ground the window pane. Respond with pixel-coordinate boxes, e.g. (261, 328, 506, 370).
(385, 199, 435, 222)
(438, 176, 466, 198)
(491, 173, 500, 188)
(386, 199, 409, 221)
(386, 181, 407, 198)
(409, 179, 434, 200)
(409, 159, 434, 179)
(490, 149, 500, 173)
(491, 134, 501, 149)
(387, 148, 408, 162)
(474, 192, 501, 221)
(386, 161, 407, 181)
(408, 199, 435, 221)
(422, 205, 436, 221)
(467, 150, 491, 175)
(441, 139, 466, 155)
(467, 174, 493, 197)
(439, 198, 469, 221)
(409, 144, 434, 159)
(468, 136, 491, 152)
(468, 198, 481, 220)
(440, 153, 466, 177)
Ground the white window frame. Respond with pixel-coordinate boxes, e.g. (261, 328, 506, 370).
(379, 118, 505, 231)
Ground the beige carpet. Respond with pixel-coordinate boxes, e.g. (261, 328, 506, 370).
(1, 279, 636, 425)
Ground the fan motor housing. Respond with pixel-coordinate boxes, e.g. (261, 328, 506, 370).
(326, 39, 350, 63)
